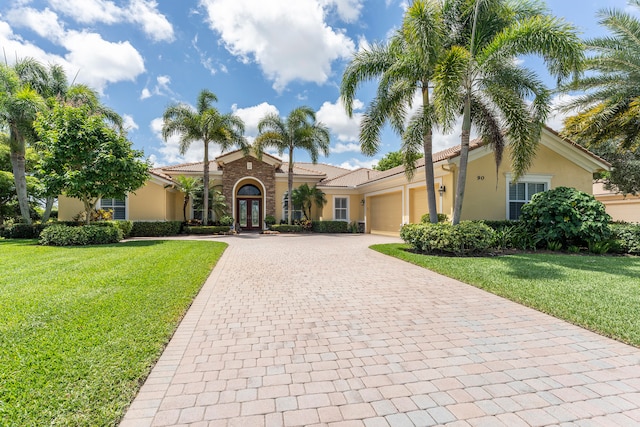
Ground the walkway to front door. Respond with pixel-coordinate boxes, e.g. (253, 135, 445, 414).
(121, 234, 640, 426)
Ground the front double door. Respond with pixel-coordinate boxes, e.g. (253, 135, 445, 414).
(237, 198, 262, 230)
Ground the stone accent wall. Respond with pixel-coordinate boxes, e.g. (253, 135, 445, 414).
(221, 156, 276, 217)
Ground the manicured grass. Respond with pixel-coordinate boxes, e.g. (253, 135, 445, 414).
(372, 243, 640, 347)
(0, 239, 226, 427)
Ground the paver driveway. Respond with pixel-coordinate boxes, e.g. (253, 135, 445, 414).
(120, 234, 640, 427)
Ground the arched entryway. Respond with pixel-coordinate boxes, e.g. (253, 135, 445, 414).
(233, 179, 265, 231)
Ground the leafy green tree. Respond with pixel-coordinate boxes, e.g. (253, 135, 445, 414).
(0, 170, 15, 224)
(162, 89, 247, 225)
(341, 0, 446, 223)
(292, 183, 327, 220)
(434, 0, 583, 224)
(562, 1, 640, 152)
(255, 106, 330, 225)
(374, 150, 423, 171)
(34, 104, 149, 225)
(167, 175, 202, 222)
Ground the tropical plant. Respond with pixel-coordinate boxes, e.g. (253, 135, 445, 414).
(254, 106, 330, 225)
(34, 104, 149, 225)
(434, 0, 583, 224)
(162, 89, 248, 225)
(561, 1, 640, 155)
(192, 186, 227, 222)
(291, 183, 327, 220)
(168, 175, 202, 222)
(373, 150, 424, 172)
(341, 0, 446, 224)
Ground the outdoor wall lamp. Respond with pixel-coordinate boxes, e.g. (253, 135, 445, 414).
(360, 198, 365, 206)
(438, 185, 446, 196)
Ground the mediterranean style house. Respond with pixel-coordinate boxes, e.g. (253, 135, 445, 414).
(58, 127, 611, 236)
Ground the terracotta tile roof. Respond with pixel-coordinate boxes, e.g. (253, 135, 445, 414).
(282, 162, 353, 180)
(543, 126, 611, 168)
(149, 168, 175, 182)
(158, 160, 221, 173)
(319, 168, 383, 188)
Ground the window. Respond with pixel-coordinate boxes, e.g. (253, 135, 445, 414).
(237, 184, 261, 196)
(282, 193, 303, 222)
(334, 197, 348, 221)
(508, 181, 547, 220)
(100, 198, 126, 220)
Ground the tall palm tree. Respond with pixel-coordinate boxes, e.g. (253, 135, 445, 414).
(168, 175, 202, 222)
(0, 59, 47, 224)
(254, 106, 330, 225)
(292, 183, 327, 220)
(561, 0, 640, 153)
(162, 89, 248, 225)
(341, 0, 446, 223)
(435, 0, 583, 224)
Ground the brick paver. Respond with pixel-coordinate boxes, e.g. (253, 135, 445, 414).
(120, 234, 640, 426)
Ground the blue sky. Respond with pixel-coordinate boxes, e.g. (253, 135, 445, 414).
(0, 0, 632, 169)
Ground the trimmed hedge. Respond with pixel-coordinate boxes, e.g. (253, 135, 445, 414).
(270, 224, 303, 233)
(94, 220, 133, 238)
(129, 221, 182, 237)
(184, 225, 231, 235)
(39, 224, 122, 246)
(0, 223, 50, 239)
(610, 223, 640, 255)
(400, 221, 495, 255)
(311, 220, 349, 233)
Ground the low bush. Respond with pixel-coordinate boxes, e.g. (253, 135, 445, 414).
(610, 223, 640, 255)
(264, 215, 276, 227)
(93, 220, 133, 238)
(184, 225, 231, 235)
(219, 215, 234, 226)
(520, 186, 611, 249)
(311, 220, 349, 233)
(129, 221, 182, 237)
(270, 224, 303, 233)
(39, 224, 122, 246)
(482, 220, 517, 231)
(420, 213, 449, 223)
(0, 223, 49, 239)
(400, 221, 495, 255)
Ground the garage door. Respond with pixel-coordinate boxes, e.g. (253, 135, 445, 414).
(369, 191, 402, 236)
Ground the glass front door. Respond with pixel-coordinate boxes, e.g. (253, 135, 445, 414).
(237, 198, 261, 230)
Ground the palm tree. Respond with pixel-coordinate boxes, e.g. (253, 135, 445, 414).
(168, 175, 202, 222)
(341, 0, 446, 223)
(561, 0, 640, 153)
(435, 0, 583, 224)
(0, 59, 46, 224)
(162, 89, 248, 225)
(254, 106, 330, 225)
(292, 183, 327, 220)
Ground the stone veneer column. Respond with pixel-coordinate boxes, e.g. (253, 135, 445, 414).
(221, 156, 276, 217)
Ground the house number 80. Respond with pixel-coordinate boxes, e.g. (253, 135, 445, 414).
(477, 176, 485, 180)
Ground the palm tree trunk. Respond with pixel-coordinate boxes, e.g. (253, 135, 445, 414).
(203, 141, 210, 226)
(183, 196, 189, 223)
(288, 148, 294, 225)
(41, 196, 55, 222)
(422, 86, 439, 224)
(453, 99, 472, 225)
(9, 132, 32, 225)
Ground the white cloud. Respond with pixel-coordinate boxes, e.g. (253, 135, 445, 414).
(0, 16, 145, 93)
(6, 7, 65, 40)
(200, 0, 356, 91)
(231, 102, 279, 138)
(123, 114, 139, 132)
(336, 157, 378, 170)
(546, 93, 581, 132)
(316, 97, 363, 142)
(331, 142, 361, 154)
(320, 0, 363, 22)
(150, 117, 222, 165)
(47, 0, 174, 42)
(141, 75, 174, 99)
(140, 88, 152, 100)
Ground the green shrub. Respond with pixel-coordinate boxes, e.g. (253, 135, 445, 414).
(264, 215, 276, 227)
(39, 224, 122, 246)
(129, 221, 182, 237)
(93, 220, 133, 238)
(311, 220, 349, 233)
(400, 221, 495, 255)
(219, 215, 234, 226)
(0, 223, 49, 239)
(520, 186, 611, 248)
(610, 223, 640, 255)
(270, 224, 303, 233)
(184, 225, 231, 235)
(482, 220, 518, 231)
(420, 213, 449, 223)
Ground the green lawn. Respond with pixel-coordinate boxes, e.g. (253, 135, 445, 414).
(372, 243, 640, 347)
(0, 239, 227, 427)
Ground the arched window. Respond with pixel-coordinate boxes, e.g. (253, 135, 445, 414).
(237, 184, 261, 196)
